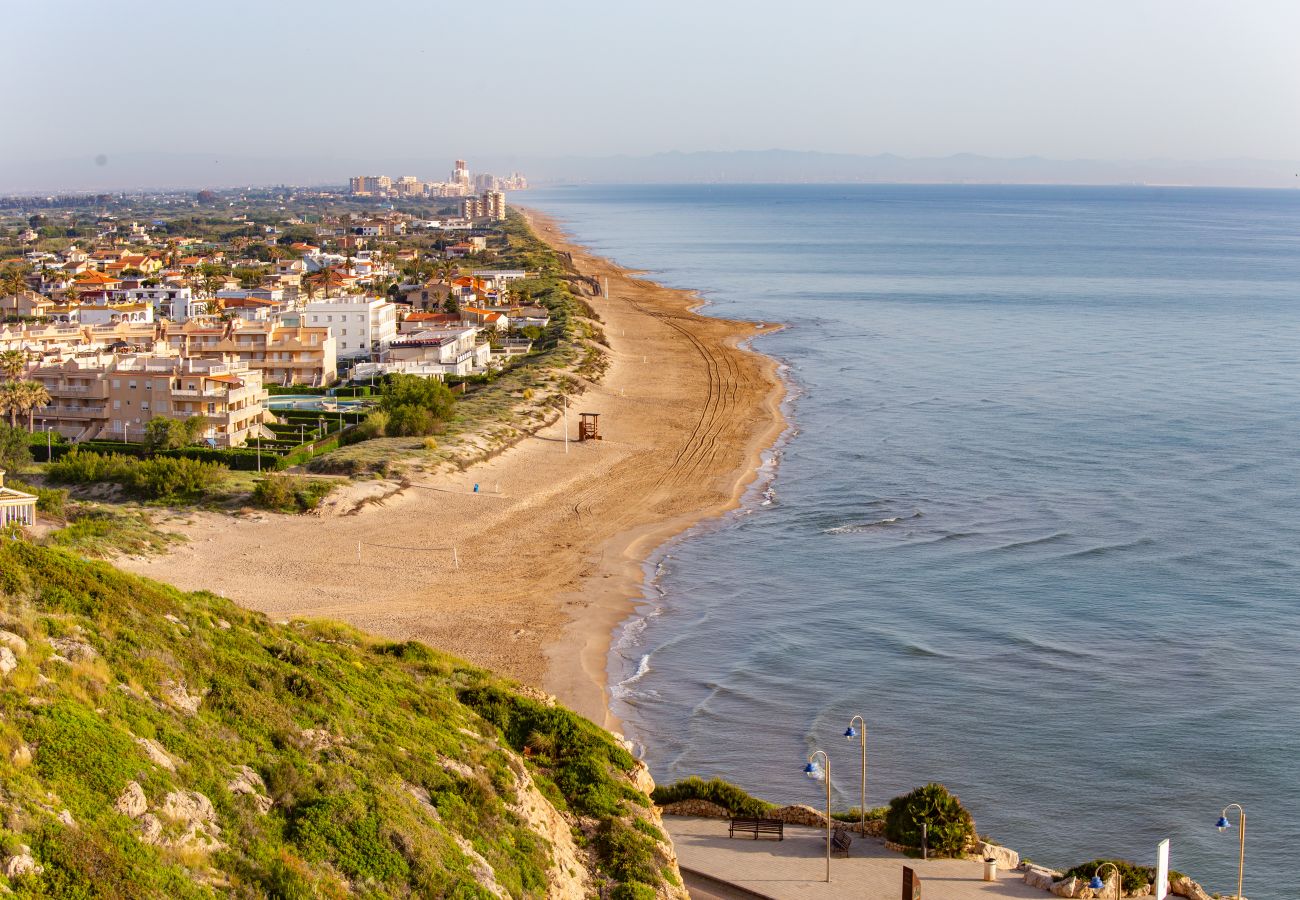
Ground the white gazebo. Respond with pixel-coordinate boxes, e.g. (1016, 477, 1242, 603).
(0, 470, 37, 528)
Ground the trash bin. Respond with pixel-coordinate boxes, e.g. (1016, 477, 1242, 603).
(983, 858, 997, 882)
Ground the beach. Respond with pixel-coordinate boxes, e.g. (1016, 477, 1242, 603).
(120, 209, 786, 729)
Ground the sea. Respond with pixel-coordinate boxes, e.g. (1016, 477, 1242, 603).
(523, 184, 1300, 898)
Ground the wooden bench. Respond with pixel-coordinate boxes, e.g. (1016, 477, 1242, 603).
(831, 825, 853, 855)
(728, 817, 784, 840)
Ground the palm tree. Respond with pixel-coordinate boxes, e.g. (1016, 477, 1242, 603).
(18, 381, 50, 432)
(0, 382, 20, 428)
(0, 349, 26, 382)
(0, 265, 30, 296)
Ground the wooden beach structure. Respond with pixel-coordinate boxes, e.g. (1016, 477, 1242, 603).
(0, 470, 37, 528)
(578, 412, 601, 442)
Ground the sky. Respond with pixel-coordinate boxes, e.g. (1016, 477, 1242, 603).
(5, 0, 1300, 189)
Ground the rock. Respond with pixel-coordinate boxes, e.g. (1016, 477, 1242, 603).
(629, 760, 655, 795)
(115, 781, 148, 818)
(0, 647, 16, 677)
(216, 619, 231, 630)
(49, 637, 96, 662)
(1169, 876, 1212, 900)
(160, 790, 216, 825)
(138, 813, 163, 844)
(0, 631, 28, 656)
(57, 809, 76, 828)
(660, 799, 731, 818)
(1025, 865, 1064, 890)
(1051, 876, 1085, 898)
(976, 840, 1021, 871)
(136, 737, 179, 772)
(161, 679, 202, 715)
(163, 614, 182, 625)
(10, 743, 32, 767)
(1, 845, 42, 878)
(228, 765, 272, 814)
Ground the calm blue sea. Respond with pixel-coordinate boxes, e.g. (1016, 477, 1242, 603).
(524, 184, 1300, 898)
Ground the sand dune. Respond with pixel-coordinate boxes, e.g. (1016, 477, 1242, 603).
(119, 210, 786, 728)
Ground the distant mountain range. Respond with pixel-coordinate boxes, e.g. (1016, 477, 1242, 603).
(2, 149, 1297, 193)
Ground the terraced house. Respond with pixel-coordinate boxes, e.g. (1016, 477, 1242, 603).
(28, 353, 269, 445)
(162, 319, 338, 386)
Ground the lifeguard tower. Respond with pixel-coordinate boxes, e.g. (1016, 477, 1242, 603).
(578, 412, 602, 442)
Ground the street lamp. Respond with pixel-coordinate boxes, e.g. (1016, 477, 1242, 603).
(1089, 862, 1120, 900)
(803, 750, 832, 883)
(844, 716, 867, 834)
(1215, 803, 1246, 900)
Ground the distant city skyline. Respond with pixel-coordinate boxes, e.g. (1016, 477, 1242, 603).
(5, 0, 1299, 191)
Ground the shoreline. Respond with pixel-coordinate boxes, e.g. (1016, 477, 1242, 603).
(118, 208, 788, 737)
(522, 208, 790, 731)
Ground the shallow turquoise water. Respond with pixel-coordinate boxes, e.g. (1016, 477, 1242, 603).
(525, 184, 1300, 897)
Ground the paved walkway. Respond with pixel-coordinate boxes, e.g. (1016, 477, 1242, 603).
(666, 817, 1046, 900)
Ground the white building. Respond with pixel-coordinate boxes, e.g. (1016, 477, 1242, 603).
(303, 296, 399, 360)
(108, 286, 206, 321)
(383, 327, 491, 376)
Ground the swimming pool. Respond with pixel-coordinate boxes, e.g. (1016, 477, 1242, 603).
(265, 394, 369, 411)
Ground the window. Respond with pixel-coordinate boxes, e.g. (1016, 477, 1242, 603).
(128, 381, 136, 390)
(113, 400, 121, 410)
(141, 402, 149, 411)
(111, 379, 120, 389)
(207, 403, 215, 414)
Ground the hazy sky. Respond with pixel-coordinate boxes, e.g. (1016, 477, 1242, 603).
(6, 0, 1300, 183)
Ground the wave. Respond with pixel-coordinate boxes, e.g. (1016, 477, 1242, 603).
(609, 654, 652, 701)
(824, 512, 923, 534)
(1059, 537, 1156, 561)
(988, 531, 1074, 553)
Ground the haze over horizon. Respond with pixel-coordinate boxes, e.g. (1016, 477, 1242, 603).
(5, 0, 1299, 191)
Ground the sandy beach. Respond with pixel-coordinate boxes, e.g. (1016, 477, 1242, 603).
(120, 210, 786, 728)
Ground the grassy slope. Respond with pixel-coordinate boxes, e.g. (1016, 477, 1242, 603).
(0, 542, 679, 899)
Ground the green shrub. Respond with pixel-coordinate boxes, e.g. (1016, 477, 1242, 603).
(883, 783, 975, 856)
(386, 404, 437, 436)
(650, 777, 774, 817)
(379, 374, 454, 420)
(47, 451, 135, 484)
(252, 475, 335, 513)
(1063, 859, 1154, 893)
(353, 410, 389, 441)
(47, 451, 227, 501)
(290, 795, 410, 883)
(0, 422, 32, 473)
(609, 882, 657, 900)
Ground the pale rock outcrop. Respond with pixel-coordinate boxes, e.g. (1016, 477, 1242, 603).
(975, 840, 1020, 870)
(57, 809, 76, 828)
(451, 833, 510, 900)
(162, 679, 203, 715)
(0, 631, 28, 656)
(1025, 865, 1064, 890)
(138, 813, 164, 844)
(0, 647, 16, 677)
(10, 743, 32, 767)
(228, 765, 273, 814)
(504, 754, 591, 900)
(1, 845, 42, 878)
(439, 755, 475, 779)
(1170, 876, 1212, 900)
(297, 728, 341, 752)
(628, 760, 655, 796)
(136, 737, 179, 772)
(49, 637, 96, 662)
(1050, 876, 1086, 898)
(115, 781, 148, 818)
(159, 790, 224, 852)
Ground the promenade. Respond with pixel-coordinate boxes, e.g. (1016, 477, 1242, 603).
(666, 817, 1046, 900)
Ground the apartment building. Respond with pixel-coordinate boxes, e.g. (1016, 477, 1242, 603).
(29, 353, 268, 446)
(385, 326, 490, 376)
(163, 320, 338, 386)
(303, 297, 398, 360)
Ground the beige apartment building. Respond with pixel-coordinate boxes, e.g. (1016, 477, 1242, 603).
(30, 353, 268, 446)
(162, 320, 337, 386)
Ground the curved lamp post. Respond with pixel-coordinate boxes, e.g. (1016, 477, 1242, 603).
(843, 716, 866, 834)
(1089, 862, 1121, 900)
(1215, 803, 1246, 900)
(803, 751, 831, 883)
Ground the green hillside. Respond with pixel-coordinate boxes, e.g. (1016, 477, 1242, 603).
(0, 542, 682, 899)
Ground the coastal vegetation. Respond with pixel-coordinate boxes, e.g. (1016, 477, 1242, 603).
(0, 541, 680, 898)
(1062, 858, 1169, 894)
(651, 777, 774, 818)
(47, 451, 229, 503)
(249, 474, 336, 514)
(883, 782, 976, 856)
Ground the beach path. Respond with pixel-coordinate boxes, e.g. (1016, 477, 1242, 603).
(667, 816, 1048, 900)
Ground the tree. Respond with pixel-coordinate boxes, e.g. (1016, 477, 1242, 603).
(0, 422, 31, 474)
(142, 415, 205, 452)
(0, 266, 30, 296)
(442, 295, 460, 315)
(0, 349, 26, 381)
(379, 374, 455, 422)
(17, 381, 50, 432)
(0, 382, 23, 428)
